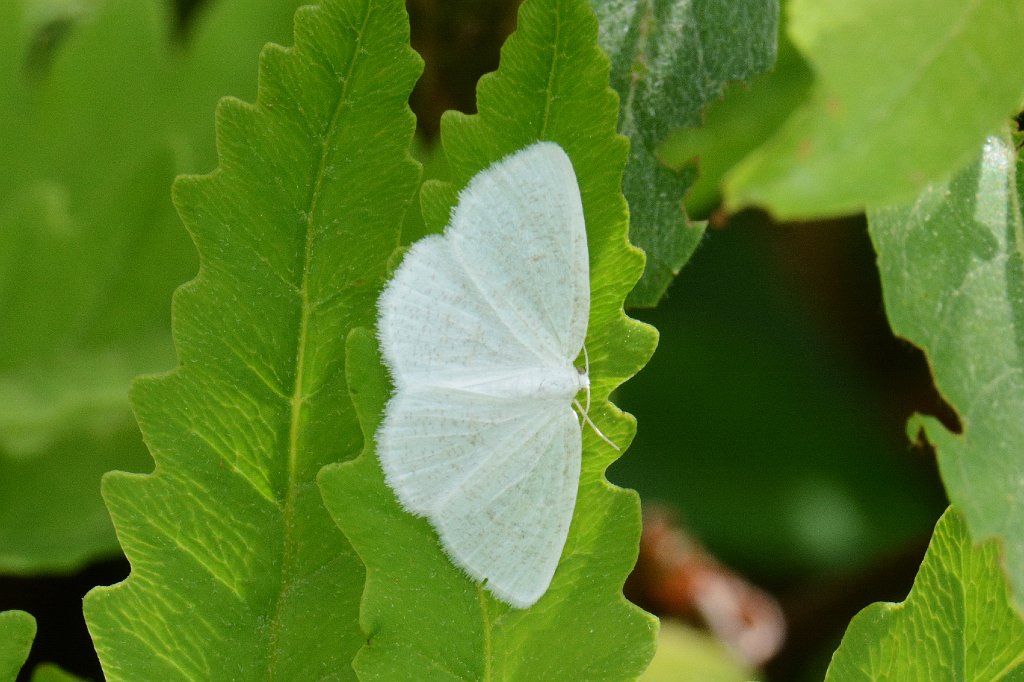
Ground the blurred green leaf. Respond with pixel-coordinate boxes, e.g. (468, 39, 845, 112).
(869, 131, 1024, 609)
(639, 620, 755, 682)
(30, 664, 86, 682)
(0, 613, 82, 682)
(659, 33, 812, 218)
(825, 508, 1024, 680)
(0, 0, 181, 573)
(0, 0, 304, 572)
(0, 611, 35, 682)
(82, 0, 421, 678)
(590, 0, 779, 305)
(319, 0, 659, 677)
(726, 0, 1024, 219)
(170, 0, 316, 170)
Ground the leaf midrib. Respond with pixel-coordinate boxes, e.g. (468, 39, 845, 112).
(265, 3, 375, 678)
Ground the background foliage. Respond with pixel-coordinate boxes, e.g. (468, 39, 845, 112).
(1, 0, 1023, 680)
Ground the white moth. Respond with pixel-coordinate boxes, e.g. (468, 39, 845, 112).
(376, 141, 592, 608)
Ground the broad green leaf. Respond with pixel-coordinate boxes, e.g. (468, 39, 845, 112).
(82, 0, 421, 678)
(0, 157, 175, 570)
(659, 32, 812, 218)
(590, 0, 779, 305)
(0, 0, 304, 571)
(0, 610, 35, 682)
(319, 0, 659, 677)
(869, 131, 1024, 609)
(726, 0, 1024, 219)
(824, 508, 1024, 680)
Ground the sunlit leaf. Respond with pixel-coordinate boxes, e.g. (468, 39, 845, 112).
(825, 508, 1024, 680)
(82, 0, 421, 677)
(659, 33, 812, 218)
(727, 0, 1024, 218)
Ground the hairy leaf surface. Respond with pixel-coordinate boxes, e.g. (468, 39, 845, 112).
(82, 0, 421, 678)
(590, 0, 778, 304)
(659, 33, 812, 218)
(727, 0, 1024, 218)
(870, 131, 1024, 609)
(320, 0, 658, 678)
(825, 509, 1024, 680)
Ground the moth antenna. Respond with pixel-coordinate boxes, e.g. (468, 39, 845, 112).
(573, 398, 620, 451)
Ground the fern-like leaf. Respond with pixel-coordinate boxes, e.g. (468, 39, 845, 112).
(82, 1, 421, 678)
(319, 0, 659, 678)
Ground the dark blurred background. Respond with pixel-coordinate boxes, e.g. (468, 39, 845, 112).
(9, 1, 949, 679)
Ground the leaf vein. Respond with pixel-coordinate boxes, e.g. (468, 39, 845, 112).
(147, 518, 246, 601)
(267, 1, 375, 676)
(188, 427, 281, 508)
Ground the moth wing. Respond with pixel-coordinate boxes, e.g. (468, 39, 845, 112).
(430, 398, 581, 608)
(378, 236, 549, 389)
(446, 142, 589, 365)
(377, 386, 579, 607)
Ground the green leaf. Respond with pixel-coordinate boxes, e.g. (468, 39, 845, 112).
(0, 613, 82, 682)
(726, 0, 1024, 219)
(590, 0, 779, 305)
(29, 665, 86, 682)
(170, 0, 313, 170)
(824, 508, 1024, 680)
(319, 0, 659, 677)
(82, 0, 421, 678)
(0, 611, 35, 682)
(658, 32, 813, 218)
(639, 620, 754, 682)
(0, 0, 180, 572)
(869, 130, 1024, 609)
(0, 355, 155, 572)
(0, 0, 305, 571)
